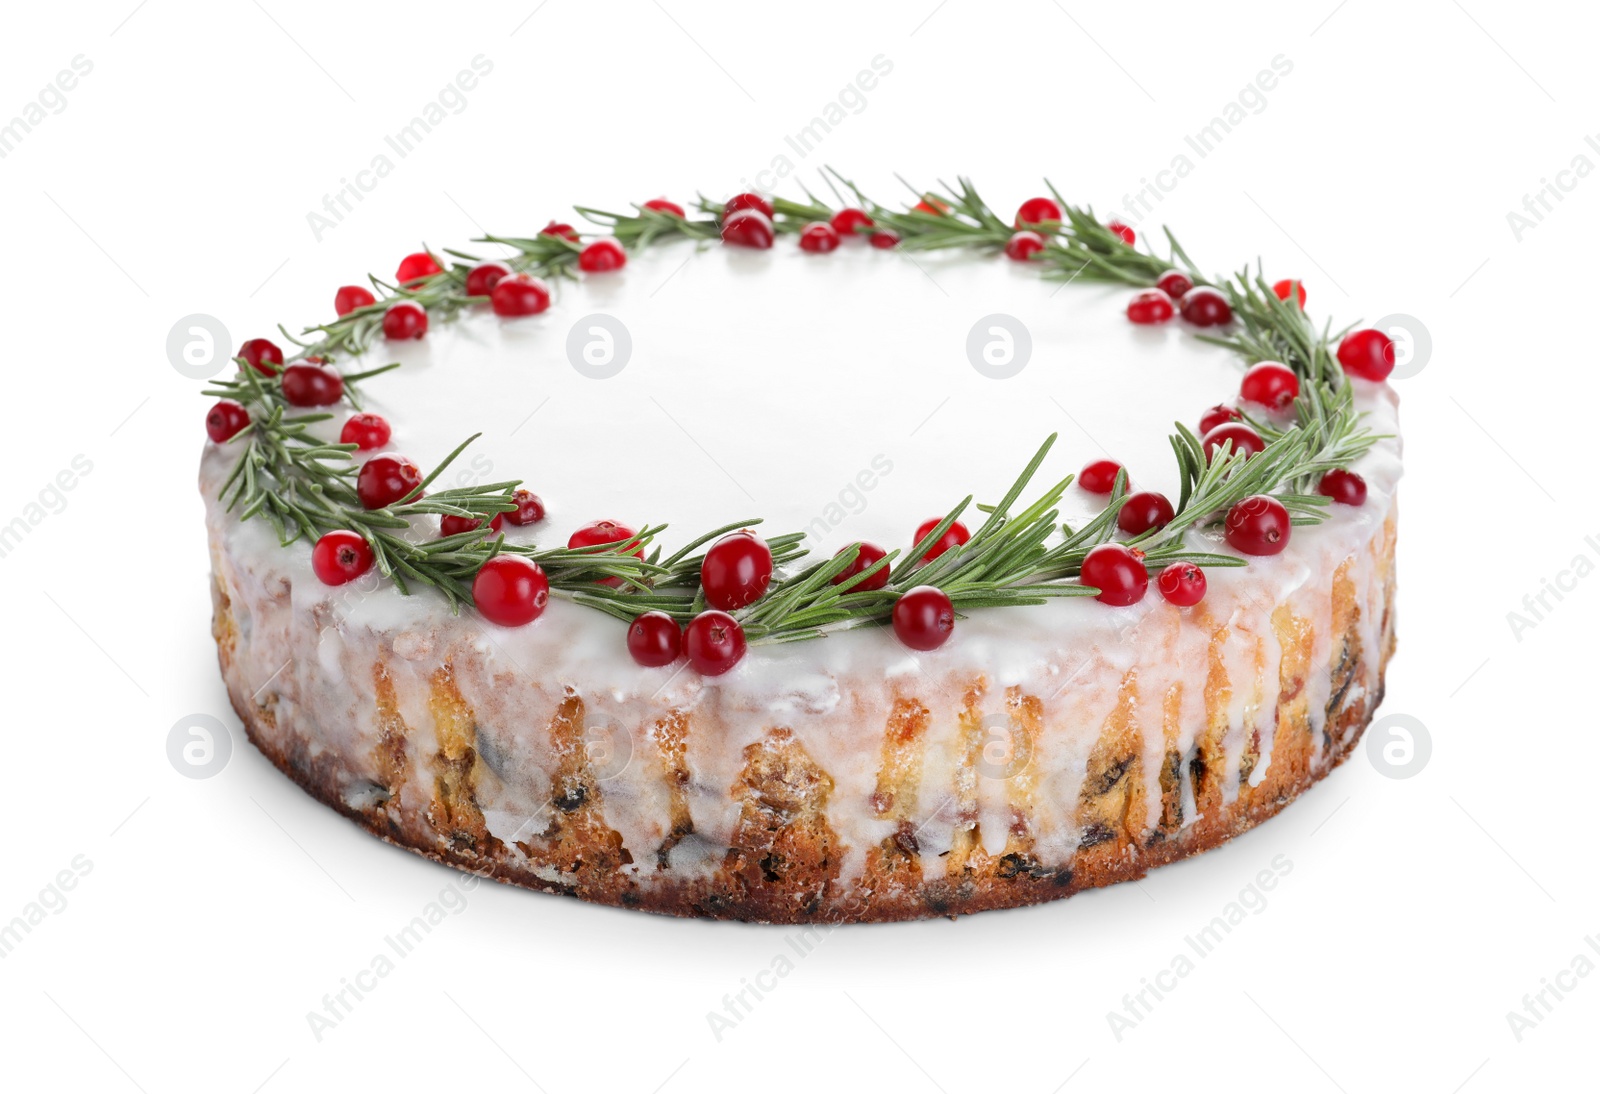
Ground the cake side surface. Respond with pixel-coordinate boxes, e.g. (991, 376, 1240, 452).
(209, 496, 1397, 923)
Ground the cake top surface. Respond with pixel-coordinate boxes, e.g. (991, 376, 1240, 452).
(332, 240, 1255, 554)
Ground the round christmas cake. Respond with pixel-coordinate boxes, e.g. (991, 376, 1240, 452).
(201, 180, 1401, 923)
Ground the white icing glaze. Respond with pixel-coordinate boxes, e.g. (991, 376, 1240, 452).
(202, 239, 1402, 883)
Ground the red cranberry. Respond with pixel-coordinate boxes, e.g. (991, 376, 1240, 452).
(1180, 287, 1233, 327)
(1239, 361, 1300, 411)
(382, 300, 428, 340)
(491, 274, 551, 317)
(440, 511, 504, 537)
(701, 531, 774, 611)
(1107, 220, 1136, 244)
(239, 338, 283, 376)
(504, 489, 545, 526)
(1081, 543, 1148, 606)
(721, 209, 775, 249)
(1198, 404, 1242, 436)
(1014, 196, 1063, 228)
(357, 454, 422, 509)
(1157, 562, 1206, 607)
(1225, 495, 1291, 556)
(465, 262, 511, 297)
(334, 285, 376, 316)
(578, 238, 627, 272)
(914, 517, 970, 562)
(1272, 279, 1307, 307)
(206, 399, 250, 442)
(472, 556, 550, 626)
(569, 519, 644, 586)
(831, 208, 874, 235)
(1127, 289, 1175, 324)
(913, 197, 951, 215)
(311, 530, 374, 586)
(684, 610, 746, 675)
(1117, 491, 1175, 535)
(395, 252, 441, 284)
(1079, 459, 1124, 495)
(1155, 270, 1193, 299)
(724, 192, 774, 219)
(643, 197, 686, 217)
(1202, 422, 1265, 464)
(340, 412, 391, 450)
(280, 362, 345, 407)
(799, 222, 841, 253)
(893, 586, 955, 651)
(831, 542, 891, 591)
(1318, 469, 1368, 506)
(1005, 230, 1046, 261)
(868, 229, 901, 249)
(628, 611, 683, 667)
(1337, 328, 1395, 382)
(569, 519, 642, 554)
(541, 221, 580, 243)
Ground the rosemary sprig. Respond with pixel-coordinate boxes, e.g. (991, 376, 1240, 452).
(204, 365, 662, 609)
(575, 204, 721, 248)
(205, 173, 1383, 643)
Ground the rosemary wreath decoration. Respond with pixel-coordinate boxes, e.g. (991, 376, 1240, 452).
(201, 170, 1383, 646)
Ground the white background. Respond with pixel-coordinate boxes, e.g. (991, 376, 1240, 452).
(1, 1, 1594, 1090)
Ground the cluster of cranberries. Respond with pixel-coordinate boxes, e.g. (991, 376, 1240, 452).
(619, 526, 772, 675)
(324, 446, 550, 613)
(205, 325, 551, 614)
(1125, 273, 1313, 330)
(1130, 279, 1231, 328)
(650, 191, 899, 253)
(1121, 272, 1398, 385)
(614, 515, 978, 673)
(1003, 196, 1138, 264)
(1101, 273, 1381, 600)
(1071, 293, 1376, 607)
(330, 250, 560, 345)
(644, 191, 910, 253)
(313, 454, 550, 616)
